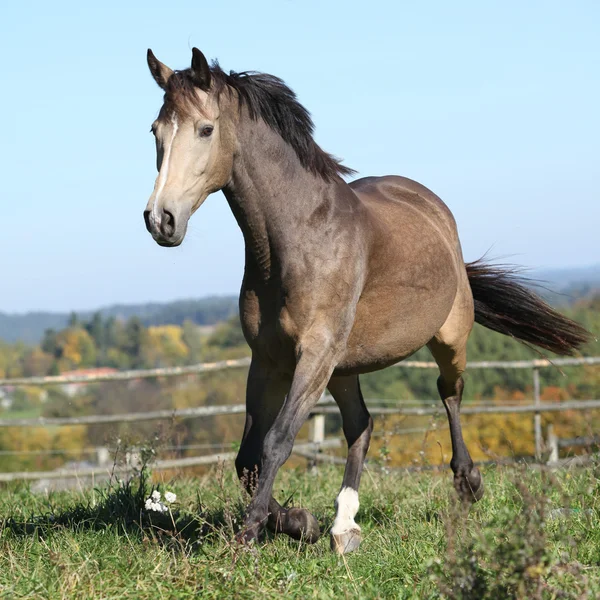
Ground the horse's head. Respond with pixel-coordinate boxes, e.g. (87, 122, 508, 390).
(144, 48, 234, 247)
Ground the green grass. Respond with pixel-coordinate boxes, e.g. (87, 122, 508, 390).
(2, 462, 600, 599)
(1, 407, 43, 420)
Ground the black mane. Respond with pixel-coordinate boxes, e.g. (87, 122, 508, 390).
(162, 63, 355, 182)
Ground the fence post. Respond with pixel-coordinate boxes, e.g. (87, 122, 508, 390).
(309, 413, 326, 473)
(546, 424, 559, 464)
(533, 367, 542, 460)
(310, 414, 325, 447)
(96, 446, 110, 467)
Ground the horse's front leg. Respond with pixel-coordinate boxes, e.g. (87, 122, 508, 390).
(235, 357, 320, 543)
(237, 331, 338, 544)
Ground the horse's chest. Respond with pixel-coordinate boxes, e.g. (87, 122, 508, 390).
(239, 287, 297, 370)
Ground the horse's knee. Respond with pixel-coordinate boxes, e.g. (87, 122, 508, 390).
(263, 425, 294, 455)
(437, 375, 464, 404)
(348, 407, 374, 437)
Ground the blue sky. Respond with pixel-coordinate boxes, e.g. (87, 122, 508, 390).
(1, 1, 598, 313)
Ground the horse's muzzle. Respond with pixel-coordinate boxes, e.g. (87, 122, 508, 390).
(143, 208, 185, 247)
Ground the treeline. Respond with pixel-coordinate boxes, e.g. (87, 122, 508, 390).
(0, 296, 238, 344)
(0, 313, 246, 379)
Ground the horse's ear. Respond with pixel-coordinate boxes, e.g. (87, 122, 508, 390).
(191, 47, 212, 90)
(147, 49, 173, 90)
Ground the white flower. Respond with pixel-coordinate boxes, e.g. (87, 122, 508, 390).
(145, 499, 168, 513)
(144, 491, 171, 513)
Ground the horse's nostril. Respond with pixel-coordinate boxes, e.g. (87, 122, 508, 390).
(160, 209, 176, 237)
(143, 210, 152, 232)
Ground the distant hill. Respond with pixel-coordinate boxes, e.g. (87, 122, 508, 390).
(534, 264, 600, 305)
(0, 296, 238, 344)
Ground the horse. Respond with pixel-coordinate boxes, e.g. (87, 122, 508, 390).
(143, 48, 590, 554)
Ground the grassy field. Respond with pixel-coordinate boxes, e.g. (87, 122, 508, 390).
(1, 460, 600, 599)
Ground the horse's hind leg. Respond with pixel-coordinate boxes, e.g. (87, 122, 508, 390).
(327, 374, 373, 554)
(427, 287, 484, 503)
(235, 358, 320, 543)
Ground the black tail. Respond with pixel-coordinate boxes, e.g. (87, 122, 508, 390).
(466, 260, 591, 356)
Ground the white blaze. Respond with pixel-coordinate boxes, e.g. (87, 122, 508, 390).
(331, 487, 360, 535)
(152, 113, 179, 221)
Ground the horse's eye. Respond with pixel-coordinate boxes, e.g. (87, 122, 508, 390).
(200, 125, 214, 138)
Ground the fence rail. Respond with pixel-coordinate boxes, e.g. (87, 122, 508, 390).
(0, 438, 344, 483)
(0, 357, 253, 387)
(3, 399, 600, 429)
(2, 356, 598, 388)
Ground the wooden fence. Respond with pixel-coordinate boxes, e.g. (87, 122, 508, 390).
(0, 356, 598, 482)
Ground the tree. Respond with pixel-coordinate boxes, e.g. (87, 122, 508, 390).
(85, 312, 106, 363)
(182, 320, 204, 363)
(53, 327, 97, 370)
(142, 325, 189, 367)
(122, 317, 145, 367)
(41, 329, 59, 357)
(206, 317, 247, 350)
(21, 347, 53, 377)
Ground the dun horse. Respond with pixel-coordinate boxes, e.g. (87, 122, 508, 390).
(144, 49, 590, 553)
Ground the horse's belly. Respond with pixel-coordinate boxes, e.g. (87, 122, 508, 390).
(336, 274, 457, 375)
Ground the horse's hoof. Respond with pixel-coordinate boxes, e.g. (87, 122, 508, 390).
(282, 508, 321, 543)
(330, 528, 361, 554)
(235, 522, 262, 545)
(454, 466, 484, 503)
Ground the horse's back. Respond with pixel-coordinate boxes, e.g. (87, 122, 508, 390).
(350, 175, 460, 245)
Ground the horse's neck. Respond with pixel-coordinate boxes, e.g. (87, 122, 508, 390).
(223, 120, 339, 278)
